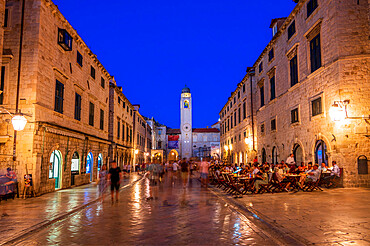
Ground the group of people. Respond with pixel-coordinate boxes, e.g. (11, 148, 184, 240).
(211, 155, 341, 193)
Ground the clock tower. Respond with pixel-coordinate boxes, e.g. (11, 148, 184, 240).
(180, 85, 192, 159)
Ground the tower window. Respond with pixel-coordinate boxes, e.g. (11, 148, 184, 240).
(58, 29, 72, 51)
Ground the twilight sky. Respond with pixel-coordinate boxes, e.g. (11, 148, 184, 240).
(53, 0, 296, 129)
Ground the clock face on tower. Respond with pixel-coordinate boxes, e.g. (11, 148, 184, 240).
(182, 123, 191, 132)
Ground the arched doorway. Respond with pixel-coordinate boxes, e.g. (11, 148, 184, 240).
(86, 152, 93, 181)
(168, 150, 178, 162)
(272, 147, 278, 164)
(71, 151, 79, 186)
(239, 152, 243, 164)
(293, 144, 303, 165)
(261, 148, 266, 164)
(315, 140, 328, 165)
(98, 153, 103, 171)
(154, 153, 162, 163)
(49, 150, 62, 189)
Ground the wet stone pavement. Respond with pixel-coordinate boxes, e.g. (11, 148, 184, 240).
(7, 174, 276, 246)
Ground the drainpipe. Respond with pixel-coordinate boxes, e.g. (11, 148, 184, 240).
(13, 0, 26, 162)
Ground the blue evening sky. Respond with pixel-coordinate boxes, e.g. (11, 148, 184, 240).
(53, 0, 296, 129)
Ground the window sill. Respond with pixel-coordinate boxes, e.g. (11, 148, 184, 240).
(307, 66, 325, 80)
(290, 121, 300, 127)
(287, 32, 297, 43)
(288, 82, 300, 92)
(306, 6, 320, 23)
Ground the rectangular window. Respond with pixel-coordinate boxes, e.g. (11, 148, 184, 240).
(122, 101, 126, 108)
(130, 129, 132, 143)
(122, 124, 125, 140)
(288, 20, 296, 40)
(259, 62, 263, 73)
(268, 48, 274, 61)
(58, 29, 72, 51)
(243, 102, 246, 119)
(238, 108, 241, 123)
(231, 115, 233, 129)
(261, 124, 265, 133)
(307, 0, 318, 17)
(77, 51, 83, 67)
(126, 126, 129, 142)
(312, 97, 322, 116)
(310, 34, 321, 73)
(291, 108, 299, 123)
(0, 66, 5, 105)
(89, 102, 94, 126)
(54, 80, 64, 113)
(260, 86, 264, 107)
(118, 97, 121, 104)
(117, 120, 121, 139)
(99, 109, 104, 130)
(270, 76, 276, 100)
(290, 55, 298, 87)
(234, 112, 237, 126)
(238, 91, 240, 99)
(74, 93, 81, 121)
(271, 119, 276, 131)
(227, 118, 230, 131)
(100, 77, 105, 88)
(234, 97, 236, 104)
(242, 84, 245, 93)
(90, 66, 95, 79)
(4, 9, 8, 27)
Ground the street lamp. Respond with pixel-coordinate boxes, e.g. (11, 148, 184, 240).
(0, 107, 27, 131)
(134, 149, 139, 155)
(224, 145, 228, 151)
(329, 100, 370, 121)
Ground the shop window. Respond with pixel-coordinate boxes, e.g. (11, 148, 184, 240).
(58, 28, 72, 51)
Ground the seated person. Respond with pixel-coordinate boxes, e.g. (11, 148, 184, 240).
(300, 164, 320, 187)
(323, 161, 340, 186)
(253, 167, 268, 193)
(319, 162, 328, 172)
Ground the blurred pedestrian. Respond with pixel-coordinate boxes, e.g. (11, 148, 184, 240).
(200, 158, 210, 186)
(147, 162, 162, 200)
(180, 158, 189, 188)
(108, 161, 122, 204)
(98, 164, 108, 201)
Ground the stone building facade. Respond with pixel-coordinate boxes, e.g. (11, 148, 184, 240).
(108, 80, 134, 169)
(146, 117, 167, 163)
(219, 0, 370, 187)
(219, 70, 258, 165)
(132, 105, 152, 165)
(0, 0, 151, 195)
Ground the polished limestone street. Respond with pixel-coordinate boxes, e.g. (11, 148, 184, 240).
(5, 174, 278, 246)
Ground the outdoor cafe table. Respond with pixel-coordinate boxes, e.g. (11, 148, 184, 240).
(285, 174, 301, 190)
(238, 176, 255, 194)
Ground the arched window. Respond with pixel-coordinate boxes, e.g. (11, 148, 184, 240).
(98, 153, 103, 171)
(86, 152, 93, 181)
(261, 148, 266, 164)
(315, 140, 328, 165)
(50, 150, 62, 189)
(272, 147, 278, 164)
(293, 144, 303, 165)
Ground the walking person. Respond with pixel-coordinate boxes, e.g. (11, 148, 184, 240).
(108, 161, 122, 204)
(180, 158, 189, 188)
(200, 158, 210, 186)
(147, 162, 162, 200)
(98, 164, 108, 201)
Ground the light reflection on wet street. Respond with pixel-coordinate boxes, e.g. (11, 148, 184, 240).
(16, 174, 275, 245)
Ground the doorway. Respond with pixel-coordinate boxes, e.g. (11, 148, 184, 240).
(49, 150, 62, 189)
(86, 152, 93, 181)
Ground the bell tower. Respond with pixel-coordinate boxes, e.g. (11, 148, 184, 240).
(180, 85, 192, 159)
